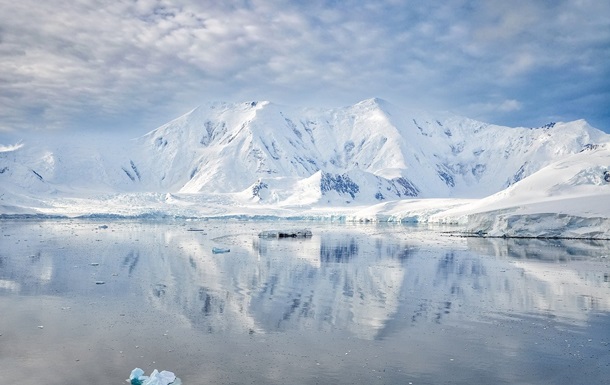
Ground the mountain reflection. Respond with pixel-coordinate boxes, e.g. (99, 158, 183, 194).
(1, 222, 609, 340)
(320, 236, 358, 263)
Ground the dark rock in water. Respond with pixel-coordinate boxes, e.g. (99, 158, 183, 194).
(258, 229, 313, 239)
(604, 170, 610, 182)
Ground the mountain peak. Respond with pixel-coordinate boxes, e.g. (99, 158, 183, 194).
(353, 97, 392, 110)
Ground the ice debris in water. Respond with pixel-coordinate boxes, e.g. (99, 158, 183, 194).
(128, 368, 181, 385)
(258, 229, 313, 238)
(212, 247, 230, 254)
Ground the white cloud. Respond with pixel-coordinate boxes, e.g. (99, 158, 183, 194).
(0, 0, 608, 135)
(465, 99, 523, 121)
(498, 99, 523, 112)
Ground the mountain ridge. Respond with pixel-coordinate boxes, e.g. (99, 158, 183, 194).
(0, 98, 608, 210)
(127, 98, 608, 201)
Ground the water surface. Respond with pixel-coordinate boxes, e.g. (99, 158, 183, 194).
(1, 220, 609, 384)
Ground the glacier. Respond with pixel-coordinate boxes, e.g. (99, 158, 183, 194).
(1, 98, 609, 239)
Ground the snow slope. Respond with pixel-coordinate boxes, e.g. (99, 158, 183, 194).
(430, 143, 610, 238)
(350, 144, 610, 238)
(1, 98, 609, 238)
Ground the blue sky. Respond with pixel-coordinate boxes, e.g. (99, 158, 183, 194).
(1, 0, 609, 136)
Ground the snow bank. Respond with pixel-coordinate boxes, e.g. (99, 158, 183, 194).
(464, 211, 610, 239)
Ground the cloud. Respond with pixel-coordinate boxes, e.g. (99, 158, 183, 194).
(0, 0, 609, 136)
(498, 99, 522, 113)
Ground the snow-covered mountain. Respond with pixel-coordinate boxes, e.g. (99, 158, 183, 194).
(1, 98, 609, 237)
(352, 143, 610, 238)
(131, 98, 607, 201)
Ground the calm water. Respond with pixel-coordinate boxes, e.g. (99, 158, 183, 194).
(1, 220, 609, 385)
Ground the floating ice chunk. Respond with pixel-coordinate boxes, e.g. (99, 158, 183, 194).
(212, 247, 230, 254)
(144, 369, 176, 385)
(129, 368, 145, 384)
(128, 368, 181, 385)
(258, 229, 313, 239)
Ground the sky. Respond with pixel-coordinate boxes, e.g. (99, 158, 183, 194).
(1, 0, 609, 137)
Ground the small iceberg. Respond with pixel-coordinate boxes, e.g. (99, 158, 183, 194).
(128, 368, 181, 385)
(212, 247, 230, 254)
(258, 229, 313, 239)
